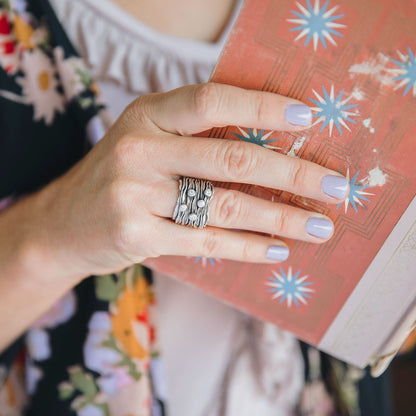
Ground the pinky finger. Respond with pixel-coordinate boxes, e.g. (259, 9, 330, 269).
(154, 219, 290, 263)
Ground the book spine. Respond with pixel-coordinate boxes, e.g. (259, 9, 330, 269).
(369, 299, 416, 377)
(318, 196, 416, 369)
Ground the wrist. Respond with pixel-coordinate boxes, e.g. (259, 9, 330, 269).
(33, 180, 89, 286)
(0, 185, 85, 351)
(2, 184, 86, 291)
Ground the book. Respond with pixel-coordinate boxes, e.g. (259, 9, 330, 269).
(144, 0, 416, 374)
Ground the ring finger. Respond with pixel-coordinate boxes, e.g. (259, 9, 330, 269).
(149, 180, 334, 243)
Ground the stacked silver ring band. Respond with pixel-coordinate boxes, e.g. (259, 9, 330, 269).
(173, 177, 214, 228)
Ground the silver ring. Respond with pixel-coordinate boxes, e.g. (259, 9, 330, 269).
(172, 177, 214, 228)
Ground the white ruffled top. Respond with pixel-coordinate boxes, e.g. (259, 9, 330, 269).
(50, 0, 242, 95)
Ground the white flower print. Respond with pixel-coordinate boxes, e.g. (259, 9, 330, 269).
(54, 46, 88, 102)
(84, 312, 122, 374)
(26, 328, 51, 361)
(96, 367, 132, 396)
(16, 48, 65, 124)
(10, 0, 28, 15)
(26, 360, 43, 396)
(24, 291, 76, 395)
(83, 312, 140, 397)
(26, 291, 77, 362)
(30, 25, 49, 47)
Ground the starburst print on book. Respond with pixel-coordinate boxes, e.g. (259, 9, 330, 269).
(337, 168, 374, 213)
(266, 267, 314, 308)
(287, 0, 346, 51)
(308, 85, 358, 136)
(232, 127, 279, 149)
(388, 47, 416, 97)
(191, 257, 222, 267)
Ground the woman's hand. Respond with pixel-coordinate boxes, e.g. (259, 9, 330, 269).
(35, 83, 348, 280)
(20, 83, 347, 282)
(0, 83, 349, 350)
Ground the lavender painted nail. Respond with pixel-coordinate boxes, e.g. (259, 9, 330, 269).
(321, 176, 349, 199)
(266, 246, 290, 261)
(285, 104, 312, 126)
(306, 218, 334, 239)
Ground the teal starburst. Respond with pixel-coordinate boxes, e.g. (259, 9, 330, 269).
(337, 168, 374, 213)
(287, 0, 346, 51)
(308, 85, 358, 136)
(232, 127, 279, 149)
(265, 267, 314, 308)
(389, 47, 416, 97)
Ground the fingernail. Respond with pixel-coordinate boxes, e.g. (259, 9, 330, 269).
(266, 246, 290, 261)
(306, 218, 334, 239)
(321, 176, 349, 199)
(285, 104, 312, 126)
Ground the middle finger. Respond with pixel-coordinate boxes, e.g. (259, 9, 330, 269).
(156, 136, 349, 203)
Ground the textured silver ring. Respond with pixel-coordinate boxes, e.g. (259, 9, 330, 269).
(172, 177, 214, 228)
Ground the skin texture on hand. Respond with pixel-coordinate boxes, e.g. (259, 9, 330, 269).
(0, 83, 348, 351)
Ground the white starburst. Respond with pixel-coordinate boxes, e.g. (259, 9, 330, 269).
(337, 168, 374, 214)
(265, 267, 314, 308)
(232, 127, 279, 149)
(386, 47, 416, 97)
(308, 85, 358, 136)
(287, 0, 346, 51)
(188, 257, 222, 267)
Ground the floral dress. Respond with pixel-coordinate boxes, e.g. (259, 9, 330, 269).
(0, 1, 399, 415)
(0, 1, 164, 415)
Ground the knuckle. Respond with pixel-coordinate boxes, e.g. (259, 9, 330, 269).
(193, 83, 222, 124)
(221, 141, 256, 181)
(253, 93, 269, 124)
(202, 229, 222, 258)
(106, 183, 133, 248)
(105, 180, 156, 260)
(125, 95, 154, 127)
(114, 219, 136, 255)
(214, 191, 245, 226)
(112, 137, 137, 169)
(288, 160, 309, 191)
(111, 136, 146, 172)
(114, 211, 158, 261)
(135, 223, 161, 259)
(241, 238, 252, 261)
(274, 207, 292, 235)
(106, 180, 128, 212)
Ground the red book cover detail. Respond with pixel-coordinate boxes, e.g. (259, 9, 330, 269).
(145, 0, 416, 346)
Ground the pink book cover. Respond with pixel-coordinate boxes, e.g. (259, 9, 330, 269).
(144, 0, 416, 368)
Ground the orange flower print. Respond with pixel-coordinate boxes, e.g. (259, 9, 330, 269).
(0, 360, 27, 414)
(83, 267, 154, 395)
(13, 14, 34, 49)
(110, 275, 151, 360)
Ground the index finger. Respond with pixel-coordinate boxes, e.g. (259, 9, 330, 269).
(135, 83, 312, 136)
